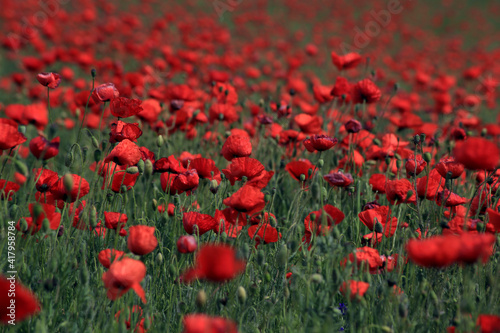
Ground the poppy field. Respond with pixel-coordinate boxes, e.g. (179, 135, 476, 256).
(2, 0, 500, 332)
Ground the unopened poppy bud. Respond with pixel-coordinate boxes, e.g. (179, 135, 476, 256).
(316, 159, 324, 169)
(394, 153, 402, 161)
(32, 204, 44, 220)
(156, 252, 163, 265)
(299, 174, 306, 182)
(374, 221, 384, 234)
(413, 135, 420, 144)
(144, 159, 153, 177)
(120, 185, 128, 193)
(396, 159, 402, 169)
(210, 179, 219, 194)
(476, 222, 485, 232)
(89, 206, 97, 228)
(14, 160, 28, 176)
(270, 215, 277, 227)
(276, 244, 288, 267)
(308, 168, 313, 177)
(81, 146, 88, 163)
(373, 138, 382, 146)
(126, 166, 139, 174)
(264, 193, 271, 202)
(65, 151, 74, 167)
(168, 263, 176, 277)
(406, 190, 414, 200)
(219, 113, 225, 121)
(80, 266, 89, 285)
(264, 272, 272, 283)
(156, 135, 164, 147)
(423, 152, 432, 163)
(385, 156, 391, 166)
(310, 213, 316, 221)
(321, 186, 328, 198)
(256, 250, 266, 265)
(63, 173, 74, 193)
(19, 218, 28, 233)
(93, 149, 102, 162)
(310, 274, 324, 284)
(137, 159, 144, 174)
(174, 194, 181, 205)
(91, 68, 97, 78)
(19, 125, 26, 134)
(196, 289, 207, 308)
(237, 286, 247, 304)
(241, 176, 248, 183)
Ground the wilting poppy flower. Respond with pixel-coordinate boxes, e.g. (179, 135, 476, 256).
(285, 159, 317, 184)
(93, 83, 119, 102)
(127, 225, 158, 256)
(105, 139, 141, 166)
(406, 233, 496, 267)
(50, 174, 90, 202)
(177, 235, 198, 253)
(110, 97, 143, 118)
(102, 257, 147, 303)
(222, 157, 273, 189)
(435, 157, 465, 179)
(104, 212, 128, 230)
(331, 52, 362, 71)
(359, 206, 398, 238)
(453, 137, 499, 171)
(304, 204, 345, 244)
(0, 119, 27, 150)
(223, 185, 266, 215)
(0, 180, 20, 201)
(221, 135, 252, 161)
(182, 212, 217, 236)
(248, 223, 281, 247)
(29, 136, 60, 160)
(339, 280, 370, 300)
(182, 314, 238, 333)
(36, 72, 61, 89)
(180, 244, 246, 283)
(340, 247, 383, 274)
(352, 79, 381, 104)
(303, 135, 338, 152)
(476, 314, 500, 333)
(98, 249, 126, 269)
(405, 154, 427, 177)
(324, 171, 353, 187)
(385, 179, 417, 204)
(0, 275, 41, 324)
(109, 121, 142, 143)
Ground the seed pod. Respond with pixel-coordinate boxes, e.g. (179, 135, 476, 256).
(156, 253, 163, 265)
(276, 244, 288, 267)
(145, 160, 153, 177)
(156, 135, 164, 147)
(63, 173, 74, 193)
(196, 289, 207, 308)
(65, 151, 74, 167)
(89, 206, 98, 228)
(237, 286, 247, 304)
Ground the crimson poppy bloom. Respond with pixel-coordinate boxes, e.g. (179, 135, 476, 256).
(248, 223, 281, 247)
(101, 168, 140, 193)
(369, 174, 386, 193)
(109, 121, 142, 143)
(324, 171, 353, 187)
(16, 203, 61, 235)
(303, 135, 338, 152)
(359, 206, 398, 242)
(436, 190, 467, 207)
(339, 280, 370, 300)
(285, 159, 317, 183)
(98, 249, 126, 269)
(340, 247, 383, 274)
(304, 204, 345, 244)
(50, 174, 90, 202)
(180, 244, 246, 283)
(416, 168, 444, 200)
(36, 72, 61, 89)
(385, 179, 417, 204)
(190, 157, 221, 182)
(0, 275, 40, 324)
(102, 257, 147, 303)
(93, 83, 119, 102)
(213, 208, 245, 238)
(182, 314, 238, 333)
(221, 135, 252, 161)
(177, 235, 198, 253)
(222, 157, 274, 189)
(352, 79, 381, 104)
(110, 97, 143, 118)
(345, 119, 362, 133)
(104, 212, 128, 230)
(435, 157, 465, 179)
(127, 225, 158, 256)
(0, 180, 20, 201)
(453, 137, 499, 171)
(331, 52, 362, 71)
(330, 77, 352, 104)
(405, 154, 427, 177)
(169, 169, 200, 195)
(222, 185, 266, 215)
(105, 139, 141, 166)
(182, 212, 217, 236)
(29, 136, 60, 160)
(294, 114, 323, 134)
(476, 315, 500, 333)
(0, 118, 27, 150)
(486, 208, 500, 233)
(154, 155, 187, 174)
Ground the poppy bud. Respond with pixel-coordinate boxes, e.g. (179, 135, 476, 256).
(385, 156, 391, 166)
(374, 221, 384, 234)
(237, 286, 247, 304)
(393, 83, 399, 92)
(413, 135, 420, 144)
(396, 159, 402, 169)
(264, 272, 272, 283)
(318, 159, 324, 168)
(32, 204, 44, 220)
(373, 138, 382, 146)
(65, 151, 74, 167)
(299, 174, 306, 182)
(19, 125, 26, 134)
(311, 274, 324, 284)
(264, 193, 271, 202)
(91, 69, 97, 78)
(93, 149, 102, 162)
(321, 187, 328, 198)
(406, 190, 414, 201)
(137, 159, 145, 174)
(256, 250, 265, 265)
(276, 244, 288, 267)
(310, 213, 316, 221)
(196, 289, 207, 308)
(126, 166, 139, 174)
(174, 194, 181, 205)
(63, 173, 74, 193)
(89, 206, 97, 228)
(14, 160, 28, 176)
(423, 152, 432, 163)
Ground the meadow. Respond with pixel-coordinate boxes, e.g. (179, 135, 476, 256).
(0, 0, 500, 332)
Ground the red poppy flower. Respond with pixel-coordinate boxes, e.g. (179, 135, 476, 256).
(486, 208, 500, 233)
(303, 134, 338, 152)
(29, 136, 60, 160)
(0, 118, 27, 150)
(304, 204, 345, 244)
(405, 154, 427, 177)
(222, 157, 274, 189)
(137, 99, 162, 125)
(180, 244, 246, 283)
(0, 180, 20, 201)
(331, 52, 362, 71)
(17, 203, 61, 235)
(339, 280, 370, 300)
(213, 208, 245, 238)
(435, 156, 465, 179)
(182, 314, 238, 333)
(190, 157, 221, 182)
(168, 169, 200, 195)
(105, 139, 141, 166)
(369, 174, 386, 193)
(102, 257, 147, 303)
(0, 275, 40, 324)
(101, 168, 140, 193)
(416, 168, 444, 200)
(109, 121, 142, 143)
(127, 225, 158, 256)
(324, 171, 353, 187)
(36, 72, 61, 89)
(50, 174, 90, 202)
(330, 77, 352, 103)
(341, 247, 383, 274)
(345, 119, 362, 133)
(248, 223, 281, 247)
(406, 233, 496, 267)
(154, 155, 187, 174)
(104, 212, 128, 230)
(98, 249, 125, 269)
(223, 185, 266, 215)
(453, 137, 499, 171)
(177, 235, 198, 253)
(93, 83, 119, 102)
(385, 179, 417, 204)
(359, 206, 398, 238)
(221, 135, 252, 161)
(476, 314, 500, 333)
(182, 212, 218, 236)
(351, 79, 381, 104)
(110, 97, 143, 118)
(294, 114, 323, 134)
(436, 190, 467, 207)
(285, 159, 317, 183)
